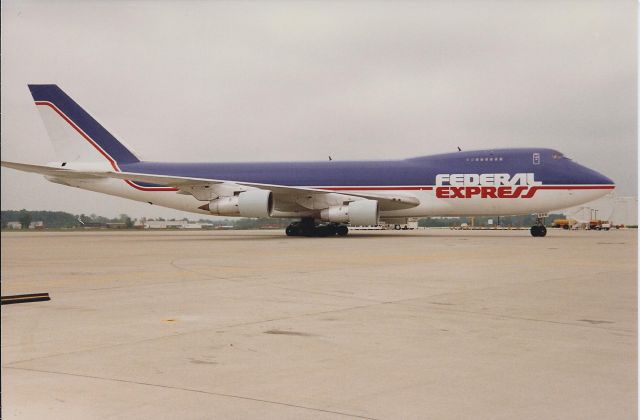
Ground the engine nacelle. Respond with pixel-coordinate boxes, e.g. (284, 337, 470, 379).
(320, 205, 350, 223)
(238, 189, 273, 217)
(206, 190, 273, 217)
(320, 200, 379, 226)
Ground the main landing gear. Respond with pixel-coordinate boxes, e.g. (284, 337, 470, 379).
(530, 214, 547, 237)
(285, 218, 349, 237)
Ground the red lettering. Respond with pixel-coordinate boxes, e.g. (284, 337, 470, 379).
(466, 187, 482, 198)
(497, 186, 512, 198)
(481, 187, 497, 198)
(521, 186, 538, 198)
(436, 186, 541, 199)
(435, 187, 450, 198)
(449, 187, 465, 198)
(510, 186, 527, 198)
(436, 185, 541, 199)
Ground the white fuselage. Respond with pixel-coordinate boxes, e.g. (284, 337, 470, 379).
(49, 176, 612, 219)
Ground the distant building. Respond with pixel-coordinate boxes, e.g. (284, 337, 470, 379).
(106, 222, 127, 229)
(29, 221, 44, 229)
(5, 221, 44, 229)
(145, 220, 187, 229)
(564, 193, 638, 226)
(143, 220, 215, 229)
(184, 223, 215, 229)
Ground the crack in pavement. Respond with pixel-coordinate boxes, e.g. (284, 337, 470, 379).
(5, 366, 379, 420)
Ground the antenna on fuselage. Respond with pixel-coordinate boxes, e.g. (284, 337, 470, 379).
(457, 146, 462, 152)
(328, 155, 333, 161)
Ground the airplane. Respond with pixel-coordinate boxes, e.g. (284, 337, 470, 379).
(1, 85, 615, 237)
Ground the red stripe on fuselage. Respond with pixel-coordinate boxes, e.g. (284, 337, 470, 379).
(319, 185, 613, 191)
(519, 185, 614, 198)
(333, 184, 613, 199)
(35, 101, 177, 191)
(534, 185, 615, 190)
(318, 186, 434, 191)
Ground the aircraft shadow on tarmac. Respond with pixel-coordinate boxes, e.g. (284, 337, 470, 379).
(127, 231, 569, 241)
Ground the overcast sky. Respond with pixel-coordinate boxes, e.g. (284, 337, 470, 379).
(1, 0, 636, 219)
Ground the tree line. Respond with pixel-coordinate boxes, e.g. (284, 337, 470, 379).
(418, 213, 566, 228)
(0, 210, 291, 230)
(1, 210, 134, 229)
(2, 209, 567, 230)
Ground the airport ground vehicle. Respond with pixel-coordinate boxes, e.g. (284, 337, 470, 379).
(590, 220, 611, 231)
(552, 219, 575, 229)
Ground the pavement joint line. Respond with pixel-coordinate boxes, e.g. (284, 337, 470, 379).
(57, 261, 617, 303)
(389, 269, 626, 308)
(412, 304, 636, 333)
(9, 254, 628, 299)
(271, 285, 385, 304)
(4, 366, 379, 420)
(2, 301, 381, 367)
(168, 255, 469, 280)
(1, 264, 627, 306)
(13, 261, 391, 301)
(380, 271, 637, 332)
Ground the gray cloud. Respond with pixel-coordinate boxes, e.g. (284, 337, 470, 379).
(1, 0, 636, 218)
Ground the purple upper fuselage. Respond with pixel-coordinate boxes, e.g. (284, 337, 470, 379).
(26, 85, 613, 189)
(120, 148, 614, 187)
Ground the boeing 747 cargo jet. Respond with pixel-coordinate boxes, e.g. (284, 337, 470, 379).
(1, 85, 615, 237)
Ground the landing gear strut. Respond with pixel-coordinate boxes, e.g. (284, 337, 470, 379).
(285, 218, 349, 237)
(530, 214, 547, 237)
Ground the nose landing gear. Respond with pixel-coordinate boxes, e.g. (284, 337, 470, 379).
(285, 218, 349, 237)
(530, 225, 547, 237)
(530, 214, 548, 237)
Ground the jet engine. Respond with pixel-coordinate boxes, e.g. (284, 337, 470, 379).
(320, 200, 379, 226)
(205, 190, 273, 217)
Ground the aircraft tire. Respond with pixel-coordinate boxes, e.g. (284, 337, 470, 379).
(285, 224, 300, 236)
(336, 225, 349, 236)
(287, 222, 348, 237)
(530, 225, 547, 237)
(314, 225, 331, 237)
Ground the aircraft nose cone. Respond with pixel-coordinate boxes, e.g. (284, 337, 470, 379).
(574, 162, 615, 187)
(594, 170, 615, 186)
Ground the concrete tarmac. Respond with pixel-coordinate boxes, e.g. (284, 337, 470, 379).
(1, 229, 637, 419)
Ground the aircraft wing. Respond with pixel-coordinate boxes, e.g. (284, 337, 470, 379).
(0, 161, 106, 179)
(1, 161, 420, 211)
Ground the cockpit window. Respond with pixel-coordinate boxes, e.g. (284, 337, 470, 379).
(552, 152, 564, 160)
